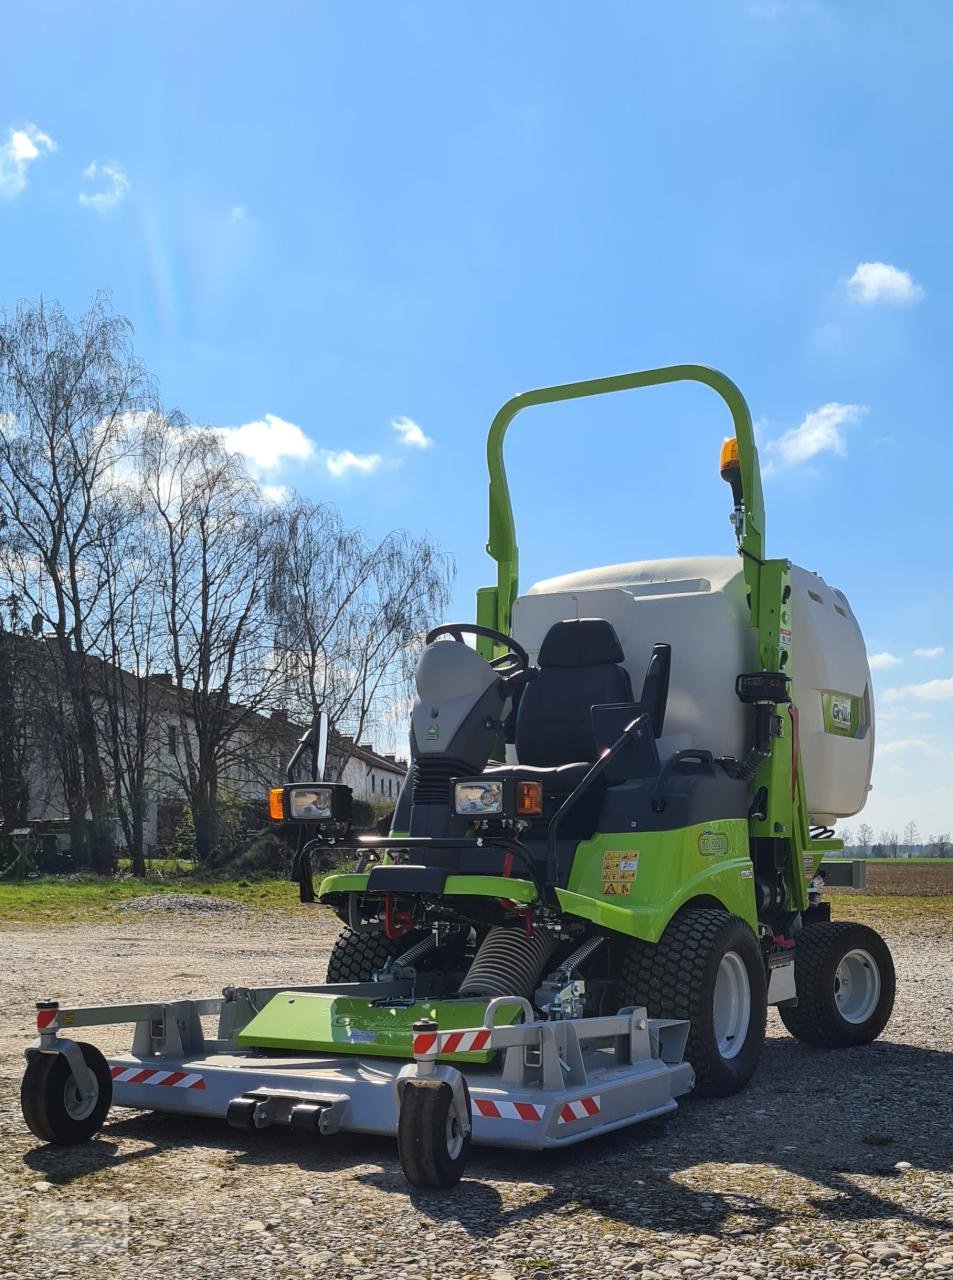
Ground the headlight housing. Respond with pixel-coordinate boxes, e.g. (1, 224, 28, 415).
(453, 780, 504, 815)
(451, 777, 543, 819)
(269, 781, 352, 826)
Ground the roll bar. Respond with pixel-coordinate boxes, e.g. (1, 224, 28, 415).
(480, 364, 765, 636)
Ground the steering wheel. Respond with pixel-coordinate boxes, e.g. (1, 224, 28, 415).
(425, 623, 530, 678)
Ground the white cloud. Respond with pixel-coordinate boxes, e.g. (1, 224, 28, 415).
(217, 414, 315, 472)
(913, 646, 944, 659)
(79, 162, 130, 211)
(0, 124, 55, 198)
(883, 677, 953, 704)
(391, 416, 433, 450)
(228, 205, 249, 223)
(868, 652, 901, 670)
(877, 738, 936, 756)
(260, 483, 289, 503)
(847, 262, 924, 306)
(323, 450, 382, 478)
(763, 402, 867, 472)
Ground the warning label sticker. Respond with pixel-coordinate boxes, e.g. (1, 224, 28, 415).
(601, 850, 639, 897)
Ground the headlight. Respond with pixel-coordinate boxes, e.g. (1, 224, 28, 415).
(454, 780, 503, 815)
(288, 786, 334, 820)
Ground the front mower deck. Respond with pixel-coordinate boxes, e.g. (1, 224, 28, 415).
(26, 983, 693, 1155)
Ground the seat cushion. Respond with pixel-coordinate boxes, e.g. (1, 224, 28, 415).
(516, 662, 633, 765)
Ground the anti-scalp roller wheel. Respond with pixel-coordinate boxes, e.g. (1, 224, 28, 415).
(397, 1078, 471, 1190)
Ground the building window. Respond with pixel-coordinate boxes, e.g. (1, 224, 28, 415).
(371, 774, 376, 793)
(388, 777, 393, 798)
(167, 724, 177, 756)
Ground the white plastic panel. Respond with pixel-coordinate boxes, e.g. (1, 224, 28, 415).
(514, 556, 874, 822)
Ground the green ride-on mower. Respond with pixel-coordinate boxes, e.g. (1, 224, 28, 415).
(21, 365, 894, 1190)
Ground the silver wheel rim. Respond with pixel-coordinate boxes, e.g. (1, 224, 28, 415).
(713, 950, 751, 1060)
(834, 948, 881, 1024)
(63, 1071, 98, 1122)
(445, 1106, 465, 1160)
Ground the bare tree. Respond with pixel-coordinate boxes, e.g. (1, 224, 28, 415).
(902, 820, 920, 855)
(0, 603, 29, 831)
(269, 498, 452, 775)
(89, 485, 166, 875)
(141, 420, 284, 860)
(879, 829, 899, 857)
(857, 822, 873, 852)
(0, 296, 154, 869)
(838, 826, 854, 851)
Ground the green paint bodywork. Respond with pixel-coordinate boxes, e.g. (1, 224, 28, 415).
(556, 819, 757, 943)
(236, 992, 521, 1062)
(318, 871, 538, 905)
(319, 822, 757, 945)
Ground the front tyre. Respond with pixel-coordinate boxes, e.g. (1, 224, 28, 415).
(326, 927, 424, 982)
(21, 1043, 112, 1144)
(397, 1079, 471, 1189)
(620, 909, 767, 1097)
(779, 921, 895, 1047)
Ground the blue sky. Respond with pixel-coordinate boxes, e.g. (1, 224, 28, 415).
(2, 1, 950, 837)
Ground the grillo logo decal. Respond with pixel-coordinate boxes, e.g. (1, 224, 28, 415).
(698, 831, 729, 857)
(822, 691, 861, 738)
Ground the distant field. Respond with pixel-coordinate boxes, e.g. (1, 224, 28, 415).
(833, 860, 953, 896)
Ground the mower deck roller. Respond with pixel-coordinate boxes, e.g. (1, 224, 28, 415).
(22, 364, 895, 1190)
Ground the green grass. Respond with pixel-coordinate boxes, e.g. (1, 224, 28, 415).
(1, 876, 950, 927)
(0, 874, 300, 922)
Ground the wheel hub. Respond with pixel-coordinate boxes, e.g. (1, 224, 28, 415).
(63, 1074, 98, 1122)
(834, 947, 881, 1024)
(713, 950, 751, 1060)
(445, 1107, 465, 1160)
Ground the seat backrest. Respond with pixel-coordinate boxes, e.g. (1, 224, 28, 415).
(516, 618, 633, 767)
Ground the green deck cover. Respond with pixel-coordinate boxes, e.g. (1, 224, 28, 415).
(235, 993, 520, 1062)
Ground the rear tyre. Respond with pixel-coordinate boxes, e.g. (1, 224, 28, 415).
(779, 921, 894, 1047)
(397, 1079, 471, 1189)
(326, 927, 422, 982)
(21, 1043, 112, 1144)
(620, 908, 767, 1097)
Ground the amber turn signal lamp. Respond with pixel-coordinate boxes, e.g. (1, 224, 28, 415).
(517, 781, 543, 816)
(268, 787, 285, 821)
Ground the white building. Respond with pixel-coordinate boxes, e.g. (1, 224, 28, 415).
(332, 736, 408, 806)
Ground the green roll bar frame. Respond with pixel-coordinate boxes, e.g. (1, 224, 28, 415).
(477, 364, 765, 641)
(475, 364, 830, 911)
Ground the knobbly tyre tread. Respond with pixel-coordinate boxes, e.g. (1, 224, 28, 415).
(21, 1042, 112, 1144)
(325, 927, 422, 982)
(397, 1078, 471, 1189)
(778, 920, 895, 1047)
(620, 908, 767, 1097)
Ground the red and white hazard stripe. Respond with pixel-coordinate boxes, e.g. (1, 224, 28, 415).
(472, 1097, 544, 1122)
(412, 1029, 493, 1056)
(110, 1065, 206, 1091)
(557, 1095, 600, 1124)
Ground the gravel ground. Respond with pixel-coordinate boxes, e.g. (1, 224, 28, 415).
(1, 898, 951, 1280)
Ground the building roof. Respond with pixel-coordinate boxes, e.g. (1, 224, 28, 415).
(332, 734, 408, 775)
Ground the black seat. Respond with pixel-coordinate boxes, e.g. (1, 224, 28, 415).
(516, 618, 633, 768)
